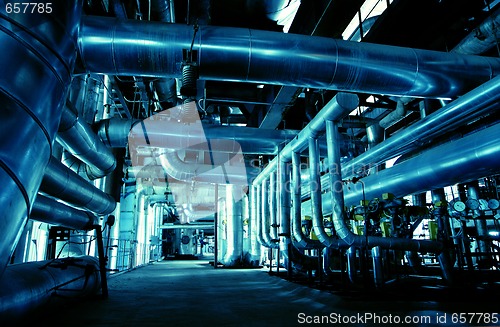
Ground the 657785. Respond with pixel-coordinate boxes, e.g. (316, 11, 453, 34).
(5, 2, 52, 14)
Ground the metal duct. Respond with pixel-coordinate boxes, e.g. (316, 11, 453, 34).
(96, 118, 140, 148)
(291, 151, 322, 249)
(57, 104, 116, 179)
(78, 16, 500, 98)
(0, 0, 82, 278)
(339, 122, 500, 207)
(222, 185, 244, 266)
(342, 74, 500, 178)
(253, 93, 359, 186)
(31, 194, 97, 230)
(0, 256, 101, 320)
(452, 6, 500, 55)
(158, 150, 256, 185)
(40, 157, 116, 215)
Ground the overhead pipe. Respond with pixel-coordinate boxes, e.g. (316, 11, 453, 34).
(0, 256, 101, 320)
(78, 16, 500, 98)
(341, 74, 500, 179)
(378, 100, 407, 129)
(307, 122, 500, 217)
(57, 104, 116, 179)
(452, 6, 500, 55)
(40, 157, 116, 215)
(253, 93, 359, 186)
(0, 0, 83, 278)
(158, 150, 257, 185)
(31, 194, 97, 230)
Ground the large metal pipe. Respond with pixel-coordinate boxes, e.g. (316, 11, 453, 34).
(260, 178, 278, 249)
(452, 6, 500, 55)
(57, 104, 116, 179)
(0, 256, 101, 320)
(79, 16, 500, 98)
(158, 150, 257, 185)
(341, 74, 500, 179)
(0, 0, 82, 278)
(342, 123, 500, 207)
(222, 185, 244, 266)
(128, 112, 298, 155)
(31, 194, 97, 230)
(40, 157, 116, 215)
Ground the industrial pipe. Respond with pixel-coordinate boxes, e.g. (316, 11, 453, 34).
(221, 185, 244, 266)
(291, 151, 323, 249)
(253, 93, 359, 186)
(78, 16, 500, 98)
(158, 150, 256, 185)
(0, 256, 101, 320)
(261, 178, 278, 249)
(56, 104, 116, 179)
(31, 194, 97, 230)
(341, 74, 500, 179)
(452, 6, 500, 55)
(40, 157, 116, 215)
(0, 0, 83, 278)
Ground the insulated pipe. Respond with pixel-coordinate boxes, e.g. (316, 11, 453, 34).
(40, 157, 116, 215)
(31, 194, 97, 230)
(253, 93, 359, 186)
(128, 113, 298, 155)
(0, 0, 82, 278)
(158, 150, 256, 185)
(222, 185, 244, 266)
(291, 151, 323, 249)
(261, 178, 278, 249)
(96, 118, 141, 147)
(278, 158, 291, 253)
(255, 184, 267, 247)
(0, 256, 101, 320)
(341, 74, 500, 178)
(452, 6, 500, 55)
(341, 123, 500, 207)
(78, 16, 500, 98)
(56, 104, 116, 179)
(269, 171, 278, 241)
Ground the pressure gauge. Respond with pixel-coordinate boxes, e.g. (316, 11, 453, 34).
(465, 198, 480, 210)
(479, 199, 489, 211)
(488, 199, 500, 210)
(452, 200, 466, 212)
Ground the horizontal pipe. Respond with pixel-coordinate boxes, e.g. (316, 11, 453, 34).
(158, 150, 257, 185)
(31, 194, 97, 230)
(343, 122, 500, 206)
(341, 74, 500, 179)
(56, 104, 116, 179)
(0, 256, 101, 320)
(40, 157, 116, 215)
(452, 6, 500, 55)
(78, 16, 500, 98)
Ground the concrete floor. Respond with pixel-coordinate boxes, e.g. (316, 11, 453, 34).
(22, 260, 500, 327)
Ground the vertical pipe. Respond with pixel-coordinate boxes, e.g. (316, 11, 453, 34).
(270, 171, 278, 241)
(213, 184, 218, 268)
(279, 158, 291, 261)
(372, 246, 384, 287)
